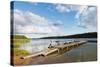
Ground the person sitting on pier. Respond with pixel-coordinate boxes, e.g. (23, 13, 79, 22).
(48, 41, 53, 48)
(55, 41, 60, 45)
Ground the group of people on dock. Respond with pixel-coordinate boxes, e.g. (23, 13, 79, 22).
(48, 41, 60, 48)
(48, 40, 79, 48)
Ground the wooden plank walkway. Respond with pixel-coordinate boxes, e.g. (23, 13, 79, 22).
(42, 48, 59, 56)
(21, 41, 87, 59)
(54, 41, 86, 49)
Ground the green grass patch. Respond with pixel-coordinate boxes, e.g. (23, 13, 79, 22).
(11, 35, 31, 55)
(12, 35, 28, 39)
(11, 39, 30, 48)
(13, 48, 29, 56)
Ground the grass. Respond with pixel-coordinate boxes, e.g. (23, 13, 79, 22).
(12, 35, 28, 39)
(13, 48, 29, 56)
(11, 35, 30, 56)
(11, 35, 31, 65)
(12, 39, 30, 48)
(11, 39, 30, 55)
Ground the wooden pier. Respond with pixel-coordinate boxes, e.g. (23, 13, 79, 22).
(21, 41, 87, 59)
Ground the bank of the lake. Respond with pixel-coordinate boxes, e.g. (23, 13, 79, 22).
(11, 35, 31, 65)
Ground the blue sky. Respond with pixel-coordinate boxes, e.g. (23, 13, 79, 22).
(11, 1, 97, 38)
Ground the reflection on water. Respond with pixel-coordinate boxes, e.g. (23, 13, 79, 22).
(20, 38, 96, 53)
(19, 38, 97, 64)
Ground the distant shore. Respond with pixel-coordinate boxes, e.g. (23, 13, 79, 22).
(39, 32, 97, 39)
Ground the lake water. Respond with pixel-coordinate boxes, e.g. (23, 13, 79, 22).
(19, 38, 97, 64)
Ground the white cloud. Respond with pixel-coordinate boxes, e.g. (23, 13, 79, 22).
(14, 9, 48, 26)
(55, 4, 81, 13)
(56, 4, 70, 13)
(13, 9, 60, 34)
(75, 6, 88, 19)
(27, 1, 38, 5)
(16, 25, 36, 34)
(55, 4, 97, 31)
(75, 6, 97, 31)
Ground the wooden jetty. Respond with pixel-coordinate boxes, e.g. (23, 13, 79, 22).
(42, 48, 59, 56)
(21, 41, 87, 59)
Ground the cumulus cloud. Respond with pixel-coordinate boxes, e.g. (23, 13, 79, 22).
(14, 9, 48, 26)
(56, 4, 70, 13)
(13, 9, 61, 34)
(55, 4, 80, 13)
(55, 4, 97, 31)
(75, 6, 97, 30)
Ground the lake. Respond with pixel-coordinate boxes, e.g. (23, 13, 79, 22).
(19, 38, 97, 64)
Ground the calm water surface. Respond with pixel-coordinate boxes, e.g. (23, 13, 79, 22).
(19, 38, 97, 64)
